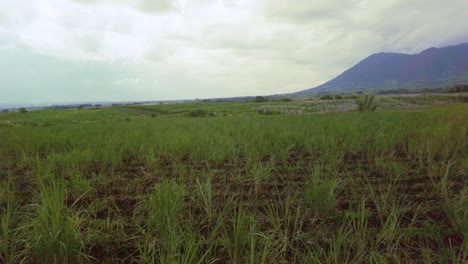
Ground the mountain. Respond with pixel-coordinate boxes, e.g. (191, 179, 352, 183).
(297, 42, 468, 94)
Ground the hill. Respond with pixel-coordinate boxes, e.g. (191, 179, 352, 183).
(297, 42, 468, 94)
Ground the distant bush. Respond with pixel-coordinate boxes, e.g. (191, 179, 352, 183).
(346, 95, 359, 100)
(254, 96, 268, 102)
(377, 88, 409, 95)
(320, 95, 333, 100)
(356, 95, 378, 112)
(77, 104, 92, 109)
(2, 109, 9, 113)
(19, 108, 28, 113)
(257, 109, 280, 115)
(448, 84, 468, 93)
(280, 98, 292, 102)
(457, 95, 468, 103)
(189, 109, 211, 117)
(334, 95, 344, 100)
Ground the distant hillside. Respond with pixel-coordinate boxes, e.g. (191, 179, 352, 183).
(297, 42, 468, 94)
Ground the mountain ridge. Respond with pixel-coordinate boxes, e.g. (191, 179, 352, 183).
(297, 42, 468, 94)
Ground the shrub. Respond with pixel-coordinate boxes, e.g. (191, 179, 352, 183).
(356, 95, 378, 112)
(254, 96, 268, 102)
(19, 108, 28, 113)
(189, 109, 208, 117)
(334, 95, 344, 100)
(448, 84, 468, 93)
(346, 95, 359, 100)
(280, 98, 292, 102)
(320, 95, 334, 100)
(457, 95, 468, 103)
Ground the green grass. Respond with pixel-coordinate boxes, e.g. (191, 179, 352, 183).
(0, 97, 467, 263)
(305, 165, 338, 217)
(28, 175, 83, 263)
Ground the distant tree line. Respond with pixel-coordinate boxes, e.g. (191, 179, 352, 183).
(254, 96, 268, 102)
(319, 95, 356, 100)
(376, 84, 468, 95)
(50, 104, 101, 110)
(447, 84, 468, 93)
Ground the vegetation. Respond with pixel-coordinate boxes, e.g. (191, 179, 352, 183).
(254, 96, 269, 102)
(0, 96, 467, 263)
(189, 109, 213, 117)
(320, 95, 334, 100)
(448, 84, 468, 93)
(357, 95, 378, 112)
(345, 95, 359, 99)
(257, 108, 280, 115)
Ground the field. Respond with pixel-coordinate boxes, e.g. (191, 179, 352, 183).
(0, 95, 467, 263)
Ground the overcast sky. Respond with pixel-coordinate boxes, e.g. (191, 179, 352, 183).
(1, 0, 467, 105)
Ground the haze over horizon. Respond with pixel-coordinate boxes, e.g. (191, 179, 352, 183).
(1, 0, 468, 105)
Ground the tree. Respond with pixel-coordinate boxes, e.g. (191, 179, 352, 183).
(356, 95, 377, 112)
(19, 108, 28, 113)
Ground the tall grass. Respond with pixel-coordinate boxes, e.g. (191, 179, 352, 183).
(264, 194, 304, 261)
(304, 166, 338, 217)
(27, 175, 83, 263)
(221, 205, 256, 263)
(0, 174, 22, 263)
(137, 180, 206, 263)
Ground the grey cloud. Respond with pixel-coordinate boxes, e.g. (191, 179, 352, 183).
(138, 0, 177, 13)
(72, 0, 178, 13)
(262, 0, 358, 23)
(260, 0, 468, 53)
(77, 34, 101, 54)
(71, 0, 97, 3)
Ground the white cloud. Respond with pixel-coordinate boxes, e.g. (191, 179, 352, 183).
(0, 0, 467, 104)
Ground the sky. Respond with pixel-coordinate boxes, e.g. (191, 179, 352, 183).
(0, 0, 467, 105)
